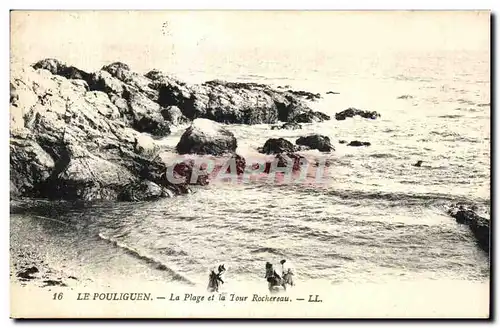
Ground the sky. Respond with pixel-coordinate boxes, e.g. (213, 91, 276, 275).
(10, 11, 490, 73)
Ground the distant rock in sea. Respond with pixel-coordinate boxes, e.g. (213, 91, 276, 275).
(335, 108, 381, 120)
(397, 95, 414, 99)
(347, 141, 371, 147)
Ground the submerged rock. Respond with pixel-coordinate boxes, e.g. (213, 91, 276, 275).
(412, 160, 424, 167)
(335, 108, 381, 120)
(176, 119, 237, 156)
(447, 204, 490, 253)
(347, 141, 371, 147)
(296, 135, 334, 152)
(260, 138, 296, 155)
(119, 180, 172, 202)
(263, 153, 307, 173)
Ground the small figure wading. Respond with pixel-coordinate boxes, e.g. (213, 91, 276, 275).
(265, 260, 294, 292)
(207, 264, 226, 292)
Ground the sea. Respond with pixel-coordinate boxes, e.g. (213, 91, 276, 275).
(10, 50, 490, 292)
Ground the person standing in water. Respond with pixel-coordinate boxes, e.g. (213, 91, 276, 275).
(207, 264, 225, 292)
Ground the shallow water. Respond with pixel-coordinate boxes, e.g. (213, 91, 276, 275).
(10, 50, 490, 289)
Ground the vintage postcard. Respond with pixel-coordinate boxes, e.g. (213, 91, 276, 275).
(9, 10, 490, 318)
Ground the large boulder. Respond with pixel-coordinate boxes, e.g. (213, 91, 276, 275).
(260, 138, 296, 154)
(447, 204, 490, 253)
(176, 119, 237, 156)
(335, 108, 381, 120)
(296, 135, 334, 152)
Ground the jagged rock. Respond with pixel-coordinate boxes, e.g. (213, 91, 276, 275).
(347, 141, 371, 147)
(101, 62, 131, 81)
(271, 122, 302, 130)
(447, 204, 490, 253)
(260, 138, 296, 154)
(339, 140, 347, 144)
(335, 108, 381, 120)
(32, 58, 90, 81)
(176, 119, 237, 156)
(291, 111, 330, 123)
(296, 135, 334, 152)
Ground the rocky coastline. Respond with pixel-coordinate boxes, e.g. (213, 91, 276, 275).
(10, 58, 490, 253)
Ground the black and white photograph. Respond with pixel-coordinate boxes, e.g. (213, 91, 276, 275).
(9, 10, 491, 318)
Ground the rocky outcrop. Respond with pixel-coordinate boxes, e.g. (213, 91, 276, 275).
(326, 91, 340, 95)
(447, 204, 490, 253)
(335, 108, 381, 120)
(9, 64, 194, 201)
(347, 141, 371, 147)
(176, 119, 237, 156)
(10, 59, 332, 202)
(271, 122, 302, 130)
(296, 135, 334, 152)
(260, 138, 296, 155)
(157, 79, 329, 124)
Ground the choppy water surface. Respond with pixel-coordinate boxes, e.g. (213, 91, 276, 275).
(11, 51, 490, 287)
